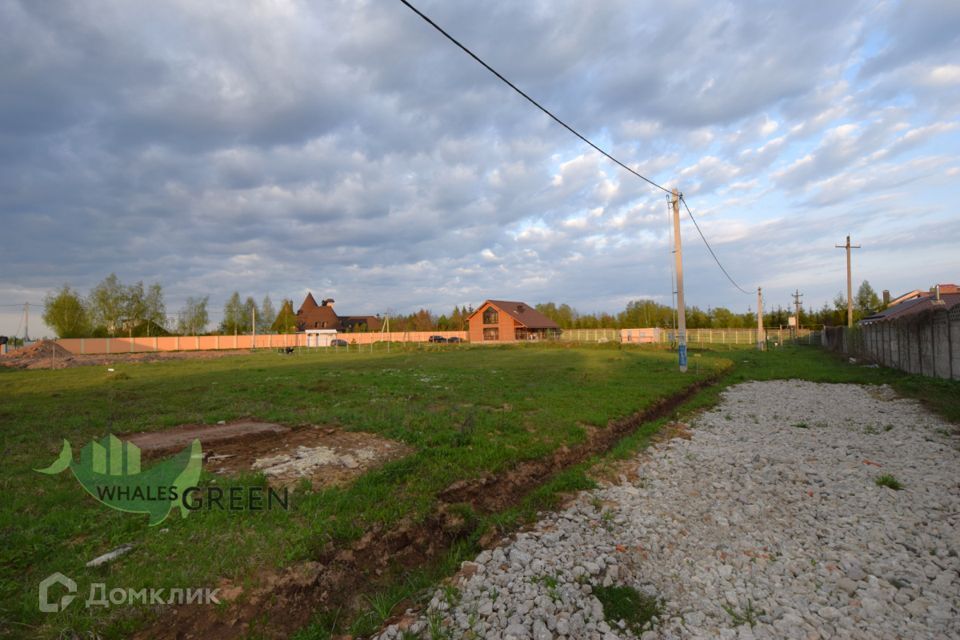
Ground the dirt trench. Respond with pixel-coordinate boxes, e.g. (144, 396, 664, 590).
(135, 373, 723, 640)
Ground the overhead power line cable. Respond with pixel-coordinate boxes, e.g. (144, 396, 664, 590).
(398, 0, 671, 195)
(680, 195, 751, 295)
(400, 0, 753, 295)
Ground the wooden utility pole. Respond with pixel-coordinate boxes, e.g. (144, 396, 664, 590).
(835, 235, 861, 327)
(671, 188, 687, 372)
(756, 287, 764, 351)
(792, 289, 803, 338)
(24, 302, 30, 342)
(252, 305, 257, 350)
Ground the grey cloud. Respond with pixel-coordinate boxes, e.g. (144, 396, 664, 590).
(2, 0, 959, 337)
(859, 0, 960, 78)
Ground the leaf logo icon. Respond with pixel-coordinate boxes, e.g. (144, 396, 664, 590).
(36, 435, 203, 525)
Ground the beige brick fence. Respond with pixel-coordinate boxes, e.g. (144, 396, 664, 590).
(55, 331, 468, 355)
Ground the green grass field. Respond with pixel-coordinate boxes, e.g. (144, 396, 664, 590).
(1, 343, 956, 639)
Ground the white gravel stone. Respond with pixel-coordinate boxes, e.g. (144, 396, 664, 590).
(375, 381, 960, 639)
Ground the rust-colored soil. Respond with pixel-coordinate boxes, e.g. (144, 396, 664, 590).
(135, 373, 723, 640)
(126, 421, 288, 455)
(124, 420, 411, 489)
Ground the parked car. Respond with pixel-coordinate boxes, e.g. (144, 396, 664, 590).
(447, 336, 462, 343)
(330, 339, 349, 347)
(428, 335, 447, 343)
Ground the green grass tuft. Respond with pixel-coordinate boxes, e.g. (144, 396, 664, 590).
(592, 584, 662, 634)
(875, 474, 903, 490)
(722, 600, 764, 627)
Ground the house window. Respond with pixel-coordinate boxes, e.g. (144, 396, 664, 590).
(483, 327, 499, 341)
(483, 307, 499, 324)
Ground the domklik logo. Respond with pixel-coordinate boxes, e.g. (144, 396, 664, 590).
(39, 573, 77, 613)
(36, 435, 202, 526)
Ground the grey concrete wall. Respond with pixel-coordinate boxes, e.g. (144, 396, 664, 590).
(950, 306, 960, 381)
(823, 302, 959, 380)
(932, 309, 951, 379)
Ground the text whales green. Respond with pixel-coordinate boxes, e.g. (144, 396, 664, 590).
(36, 435, 203, 526)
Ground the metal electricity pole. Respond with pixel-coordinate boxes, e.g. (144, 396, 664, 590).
(252, 305, 257, 350)
(835, 235, 861, 327)
(671, 188, 687, 372)
(24, 302, 30, 342)
(756, 287, 764, 351)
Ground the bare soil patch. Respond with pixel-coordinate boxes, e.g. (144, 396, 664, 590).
(123, 420, 411, 489)
(0, 343, 254, 370)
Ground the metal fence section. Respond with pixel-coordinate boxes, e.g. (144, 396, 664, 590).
(662, 327, 815, 346)
(558, 328, 622, 342)
(559, 327, 817, 346)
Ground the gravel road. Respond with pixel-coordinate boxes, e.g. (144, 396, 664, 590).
(378, 381, 960, 639)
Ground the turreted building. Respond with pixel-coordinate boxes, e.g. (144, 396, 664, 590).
(295, 293, 382, 333)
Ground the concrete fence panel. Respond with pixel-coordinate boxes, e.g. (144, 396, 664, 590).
(822, 301, 960, 380)
(932, 309, 951, 379)
(951, 306, 960, 381)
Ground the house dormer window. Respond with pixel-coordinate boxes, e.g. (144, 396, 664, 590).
(483, 307, 499, 324)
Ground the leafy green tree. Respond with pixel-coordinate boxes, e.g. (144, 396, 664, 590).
(220, 292, 244, 334)
(831, 292, 850, 325)
(686, 306, 710, 329)
(124, 281, 148, 331)
(124, 281, 167, 336)
(177, 296, 209, 335)
(617, 300, 674, 328)
(259, 296, 277, 332)
(411, 309, 435, 331)
(87, 274, 127, 335)
(271, 299, 298, 333)
(855, 280, 881, 319)
(450, 305, 465, 330)
(710, 307, 735, 328)
(535, 302, 577, 329)
(42, 285, 91, 338)
(143, 283, 166, 334)
(243, 297, 259, 333)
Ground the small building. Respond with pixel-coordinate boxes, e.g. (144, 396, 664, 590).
(296, 293, 382, 333)
(861, 284, 960, 325)
(467, 300, 561, 342)
(304, 329, 338, 347)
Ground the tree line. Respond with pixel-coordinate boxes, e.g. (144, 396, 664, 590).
(41, 275, 888, 339)
(41, 275, 300, 338)
(534, 281, 885, 330)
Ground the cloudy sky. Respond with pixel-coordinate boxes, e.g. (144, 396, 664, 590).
(2, 0, 958, 336)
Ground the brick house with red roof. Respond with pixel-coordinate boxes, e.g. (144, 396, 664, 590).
(296, 293, 382, 333)
(467, 300, 561, 342)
